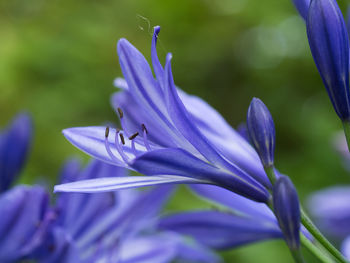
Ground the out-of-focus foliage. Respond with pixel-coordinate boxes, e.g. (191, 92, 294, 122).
(1, 0, 349, 262)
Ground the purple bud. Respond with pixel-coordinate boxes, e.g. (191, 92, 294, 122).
(0, 113, 33, 192)
(273, 176, 301, 250)
(292, 0, 311, 21)
(247, 98, 275, 168)
(307, 0, 350, 121)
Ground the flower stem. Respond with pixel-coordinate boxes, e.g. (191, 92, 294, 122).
(301, 209, 348, 263)
(342, 121, 350, 153)
(264, 166, 277, 185)
(291, 249, 305, 263)
(300, 235, 333, 263)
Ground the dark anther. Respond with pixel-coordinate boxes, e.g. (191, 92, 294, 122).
(105, 126, 110, 138)
(117, 107, 124, 118)
(119, 133, 125, 145)
(129, 132, 139, 140)
(141, 123, 148, 134)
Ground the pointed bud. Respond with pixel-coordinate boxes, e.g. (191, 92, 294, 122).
(273, 176, 301, 251)
(247, 98, 275, 168)
(307, 0, 350, 121)
(292, 0, 311, 21)
(0, 113, 32, 192)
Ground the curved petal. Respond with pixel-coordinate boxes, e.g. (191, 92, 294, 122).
(158, 211, 282, 249)
(189, 184, 275, 221)
(341, 236, 350, 260)
(62, 126, 140, 167)
(54, 175, 207, 194)
(0, 186, 49, 262)
(179, 90, 270, 187)
(132, 148, 269, 203)
(119, 236, 177, 263)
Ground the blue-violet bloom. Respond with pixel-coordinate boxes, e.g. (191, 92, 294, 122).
(0, 185, 50, 262)
(0, 113, 32, 192)
(56, 26, 272, 203)
(307, 0, 350, 121)
(41, 159, 219, 263)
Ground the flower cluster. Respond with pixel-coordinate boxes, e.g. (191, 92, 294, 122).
(0, 114, 219, 263)
(55, 25, 305, 260)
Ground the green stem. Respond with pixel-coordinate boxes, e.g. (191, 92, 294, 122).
(300, 235, 333, 263)
(264, 166, 277, 185)
(342, 121, 350, 153)
(301, 209, 348, 263)
(291, 249, 306, 263)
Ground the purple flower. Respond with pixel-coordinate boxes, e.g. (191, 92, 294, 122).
(57, 26, 271, 203)
(0, 113, 32, 192)
(292, 0, 311, 21)
(273, 176, 301, 251)
(40, 159, 219, 263)
(0, 186, 50, 262)
(247, 98, 276, 168)
(308, 186, 350, 260)
(307, 0, 350, 121)
(308, 186, 350, 240)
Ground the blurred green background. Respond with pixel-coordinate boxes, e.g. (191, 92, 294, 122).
(1, 0, 349, 262)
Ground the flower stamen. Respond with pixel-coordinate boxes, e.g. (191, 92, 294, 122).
(129, 132, 139, 155)
(104, 126, 121, 162)
(141, 123, 151, 150)
(115, 129, 129, 163)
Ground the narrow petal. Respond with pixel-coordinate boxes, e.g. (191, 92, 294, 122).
(178, 90, 270, 187)
(62, 126, 137, 167)
(159, 211, 282, 249)
(307, 0, 350, 120)
(0, 186, 49, 262)
(54, 175, 206, 193)
(132, 147, 269, 203)
(151, 26, 165, 87)
(119, 235, 177, 263)
(189, 184, 275, 221)
(341, 236, 350, 260)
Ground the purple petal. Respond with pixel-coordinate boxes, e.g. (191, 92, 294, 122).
(0, 113, 32, 192)
(159, 210, 282, 249)
(54, 175, 206, 193)
(178, 90, 270, 188)
(341, 236, 350, 260)
(75, 186, 174, 253)
(307, 186, 350, 239)
(151, 26, 165, 87)
(120, 235, 177, 263)
(0, 186, 49, 261)
(62, 126, 137, 167)
(132, 147, 269, 203)
(190, 184, 275, 221)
